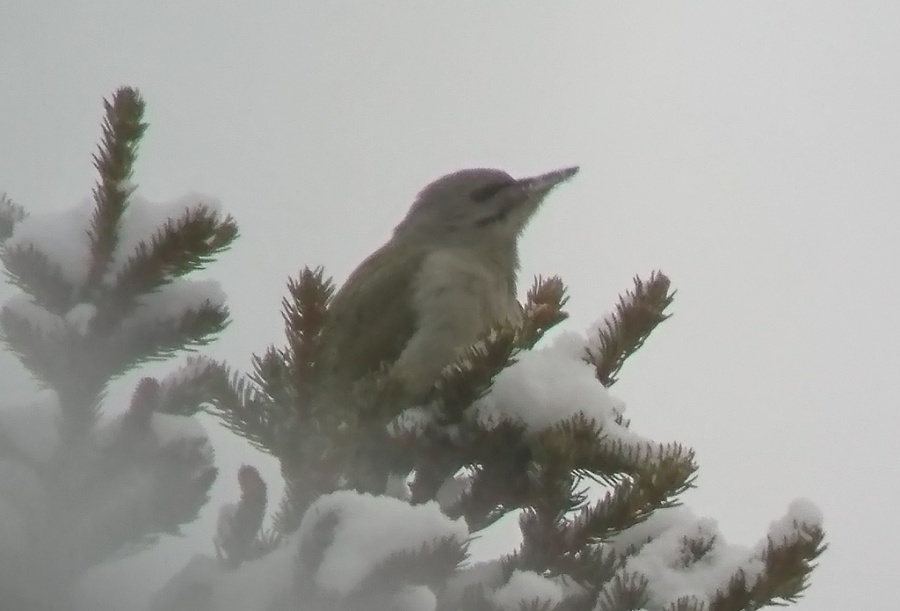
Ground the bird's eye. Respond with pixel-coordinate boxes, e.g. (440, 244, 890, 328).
(470, 181, 514, 203)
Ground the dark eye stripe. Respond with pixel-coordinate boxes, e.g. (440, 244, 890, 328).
(474, 202, 514, 227)
(470, 181, 514, 202)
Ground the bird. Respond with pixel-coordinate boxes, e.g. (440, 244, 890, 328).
(316, 165, 579, 402)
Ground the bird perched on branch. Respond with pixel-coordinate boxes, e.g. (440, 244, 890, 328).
(317, 165, 580, 401)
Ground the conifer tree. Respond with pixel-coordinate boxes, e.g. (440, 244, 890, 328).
(0, 86, 826, 611)
(0, 87, 238, 610)
(186, 269, 826, 610)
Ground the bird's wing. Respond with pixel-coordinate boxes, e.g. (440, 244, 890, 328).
(317, 242, 422, 383)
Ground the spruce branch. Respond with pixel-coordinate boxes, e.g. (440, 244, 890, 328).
(594, 572, 651, 611)
(122, 376, 161, 432)
(215, 465, 269, 569)
(85, 87, 148, 293)
(153, 356, 222, 416)
(433, 326, 519, 422)
(232, 267, 337, 482)
(294, 506, 340, 581)
(1, 244, 76, 314)
(520, 275, 570, 350)
(587, 271, 674, 386)
(189, 359, 281, 454)
(445, 420, 530, 526)
(106, 301, 230, 378)
(147, 437, 218, 536)
(272, 477, 310, 536)
(0, 304, 89, 398)
(247, 267, 333, 407)
(664, 598, 706, 611)
(506, 424, 695, 589)
(66, 427, 217, 569)
(250, 346, 299, 409)
(0, 192, 27, 242)
(99, 205, 238, 329)
(0, 86, 243, 611)
(229, 265, 371, 528)
(564, 448, 696, 555)
(429, 274, 569, 420)
(709, 523, 826, 610)
(554, 589, 603, 611)
(353, 536, 468, 599)
(279, 273, 571, 511)
(280, 266, 335, 395)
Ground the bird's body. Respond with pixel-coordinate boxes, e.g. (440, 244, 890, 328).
(316, 166, 578, 401)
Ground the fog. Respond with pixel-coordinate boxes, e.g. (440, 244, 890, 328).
(2, 2, 899, 609)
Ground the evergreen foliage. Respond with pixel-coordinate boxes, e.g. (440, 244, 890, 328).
(201, 267, 825, 610)
(0, 87, 237, 610)
(0, 88, 825, 611)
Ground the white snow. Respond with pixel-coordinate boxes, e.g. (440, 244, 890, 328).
(474, 344, 617, 430)
(443, 559, 506, 607)
(151, 412, 210, 452)
(114, 178, 137, 196)
(605, 506, 699, 555)
(492, 570, 565, 610)
(3, 193, 222, 289)
(3, 294, 66, 336)
(296, 490, 469, 597)
(4, 199, 94, 286)
(389, 405, 438, 436)
(384, 472, 412, 501)
(435, 468, 473, 512)
(151, 492, 469, 611)
(0, 459, 47, 532)
(161, 355, 216, 383)
(761, 498, 823, 547)
(213, 541, 296, 609)
(548, 329, 592, 361)
(467, 508, 524, 562)
(65, 303, 98, 335)
(620, 516, 765, 607)
(157, 355, 218, 410)
(0, 389, 61, 462)
(584, 292, 637, 359)
(391, 585, 437, 611)
(147, 542, 296, 611)
(604, 501, 820, 608)
(0, 492, 31, 557)
(116, 278, 226, 342)
(471, 339, 651, 454)
(108, 193, 222, 280)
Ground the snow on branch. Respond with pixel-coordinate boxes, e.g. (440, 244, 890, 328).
(2, 205, 89, 313)
(293, 491, 468, 606)
(711, 499, 825, 608)
(0, 86, 236, 610)
(99, 199, 237, 330)
(0, 295, 76, 394)
(106, 278, 229, 370)
(0, 192, 26, 242)
(587, 500, 827, 610)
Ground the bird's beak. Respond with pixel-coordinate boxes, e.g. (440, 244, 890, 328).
(516, 166, 580, 194)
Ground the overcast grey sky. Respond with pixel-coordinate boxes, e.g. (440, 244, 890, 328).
(3, 2, 899, 609)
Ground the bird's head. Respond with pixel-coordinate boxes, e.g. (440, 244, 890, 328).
(394, 166, 579, 243)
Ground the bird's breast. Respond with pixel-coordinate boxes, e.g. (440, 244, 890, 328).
(415, 247, 519, 333)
